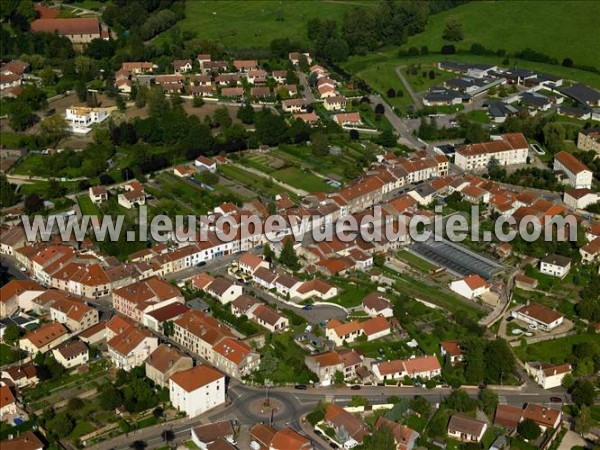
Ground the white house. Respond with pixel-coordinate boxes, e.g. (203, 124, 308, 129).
(454, 133, 528, 171)
(449, 274, 491, 300)
(89, 186, 108, 204)
(0, 385, 17, 422)
(107, 327, 158, 371)
(539, 254, 571, 278)
(580, 238, 600, 264)
(323, 96, 347, 111)
(169, 365, 226, 418)
(281, 98, 308, 113)
(205, 278, 243, 305)
(238, 253, 269, 275)
(553, 151, 593, 189)
(191, 421, 235, 450)
(440, 341, 464, 365)
(247, 304, 289, 332)
(525, 362, 572, 389)
(447, 415, 488, 443)
(195, 156, 217, 172)
(563, 188, 599, 210)
(371, 355, 441, 383)
(118, 190, 145, 209)
(362, 293, 394, 318)
(512, 302, 564, 331)
(65, 106, 109, 134)
(52, 340, 89, 369)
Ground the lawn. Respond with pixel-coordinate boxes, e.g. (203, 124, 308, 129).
(515, 333, 600, 363)
(397, 250, 436, 273)
(0, 133, 26, 148)
(402, 1, 600, 69)
(402, 65, 455, 93)
(465, 109, 491, 124)
(78, 195, 100, 217)
(270, 167, 334, 193)
(156, 0, 373, 49)
(0, 343, 20, 365)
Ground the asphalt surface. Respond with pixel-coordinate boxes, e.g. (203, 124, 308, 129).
(369, 94, 423, 149)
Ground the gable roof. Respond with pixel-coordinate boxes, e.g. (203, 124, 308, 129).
(0, 280, 44, 303)
(555, 151, 590, 174)
(146, 344, 189, 373)
(0, 385, 15, 408)
(325, 404, 369, 443)
(107, 327, 153, 356)
(362, 292, 392, 312)
(55, 340, 87, 360)
(270, 427, 311, 450)
(523, 403, 561, 428)
(448, 415, 487, 436)
(31, 17, 100, 36)
(22, 322, 68, 350)
(515, 302, 564, 326)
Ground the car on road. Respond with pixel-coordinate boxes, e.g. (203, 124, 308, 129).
(550, 397, 562, 403)
(294, 384, 308, 390)
(302, 305, 313, 310)
(506, 316, 514, 322)
(350, 385, 361, 390)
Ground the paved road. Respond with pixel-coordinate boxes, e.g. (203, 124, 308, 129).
(89, 380, 567, 450)
(368, 94, 422, 150)
(395, 66, 422, 108)
(297, 72, 316, 103)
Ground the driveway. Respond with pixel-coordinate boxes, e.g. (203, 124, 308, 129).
(558, 431, 588, 450)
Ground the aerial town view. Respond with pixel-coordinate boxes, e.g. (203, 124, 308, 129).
(0, 1, 599, 450)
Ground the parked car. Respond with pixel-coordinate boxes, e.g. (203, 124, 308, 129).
(550, 397, 563, 403)
(302, 305, 313, 310)
(350, 385, 361, 390)
(294, 384, 308, 390)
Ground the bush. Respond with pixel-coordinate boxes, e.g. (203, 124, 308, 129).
(518, 419, 541, 440)
(387, 88, 396, 98)
(441, 45, 456, 55)
(425, 379, 437, 389)
(562, 58, 574, 67)
(408, 47, 420, 56)
(420, 45, 429, 55)
(306, 409, 324, 426)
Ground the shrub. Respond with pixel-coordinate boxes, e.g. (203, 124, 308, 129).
(441, 45, 456, 55)
(408, 47, 420, 56)
(562, 58, 574, 67)
(518, 419, 541, 440)
(387, 88, 396, 98)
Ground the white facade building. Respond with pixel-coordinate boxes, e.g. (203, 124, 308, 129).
(65, 107, 109, 134)
(169, 365, 226, 418)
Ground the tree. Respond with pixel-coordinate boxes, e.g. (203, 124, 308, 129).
(323, 37, 349, 62)
(375, 103, 385, 115)
(334, 370, 345, 385)
(387, 88, 396, 98)
(312, 132, 329, 157)
(192, 96, 204, 108)
(259, 351, 278, 377)
(147, 86, 169, 118)
(542, 122, 566, 154)
(24, 194, 44, 214)
(40, 114, 69, 146)
(349, 129, 359, 141)
(3, 324, 22, 345)
(350, 395, 369, 407)
(67, 398, 84, 410)
(562, 58, 574, 68)
(409, 395, 431, 417)
(445, 389, 477, 412)
(213, 106, 232, 128)
(279, 238, 300, 271)
(48, 412, 74, 438)
(377, 129, 397, 147)
(484, 339, 514, 384)
(9, 101, 34, 131)
(99, 384, 123, 410)
(237, 102, 255, 124)
(263, 243, 275, 262)
(518, 419, 541, 440)
(359, 426, 396, 450)
(443, 16, 464, 42)
(574, 405, 592, 435)
(561, 373, 574, 389)
(478, 388, 498, 416)
(571, 379, 595, 407)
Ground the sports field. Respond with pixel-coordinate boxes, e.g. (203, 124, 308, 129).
(161, 0, 371, 49)
(403, 1, 600, 69)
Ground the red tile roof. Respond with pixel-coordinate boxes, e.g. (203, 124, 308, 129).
(170, 364, 223, 392)
(515, 302, 564, 326)
(555, 151, 589, 174)
(31, 17, 100, 36)
(22, 322, 68, 350)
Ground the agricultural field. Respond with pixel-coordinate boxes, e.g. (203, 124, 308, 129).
(402, 1, 600, 69)
(156, 0, 372, 49)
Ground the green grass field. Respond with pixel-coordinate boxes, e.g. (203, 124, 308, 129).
(515, 333, 600, 363)
(271, 166, 334, 192)
(157, 0, 371, 49)
(402, 1, 600, 69)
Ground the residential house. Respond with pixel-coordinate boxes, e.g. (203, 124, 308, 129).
(525, 362, 572, 389)
(269, 427, 313, 450)
(580, 238, 600, 264)
(577, 127, 600, 155)
(205, 278, 243, 304)
(19, 321, 69, 354)
(449, 274, 491, 300)
(107, 327, 158, 371)
(248, 304, 289, 332)
(52, 340, 89, 369)
(305, 349, 363, 386)
(0, 385, 17, 422)
(65, 106, 109, 134)
(233, 60, 258, 72)
(145, 344, 193, 388)
(440, 341, 464, 365)
(362, 292, 393, 318)
(563, 188, 599, 210)
(238, 253, 269, 275)
(195, 156, 217, 172)
(512, 302, 564, 331)
(539, 254, 571, 278)
(121, 62, 153, 74)
(0, 280, 45, 318)
(118, 189, 145, 209)
(333, 112, 363, 127)
(323, 96, 347, 111)
(173, 59, 193, 73)
(324, 403, 369, 446)
(325, 319, 363, 346)
(112, 277, 184, 323)
(191, 421, 235, 450)
(374, 416, 419, 450)
(371, 355, 442, 383)
(295, 279, 338, 300)
(553, 151, 593, 189)
(522, 403, 562, 430)
(89, 186, 108, 204)
(169, 364, 226, 418)
(0, 431, 44, 450)
(143, 302, 190, 332)
(174, 165, 197, 178)
(282, 99, 308, 113)
(447, 415, 488, 443)
(211, 336, 260, 379)
(1, 364, 38, 388)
